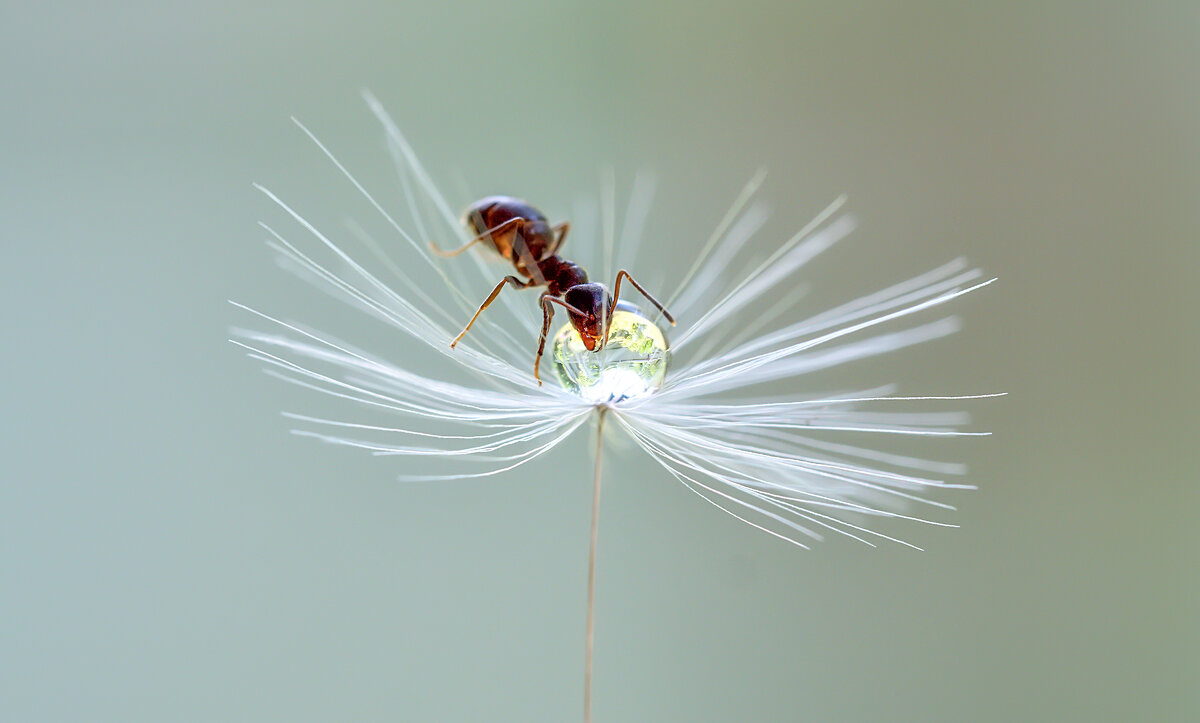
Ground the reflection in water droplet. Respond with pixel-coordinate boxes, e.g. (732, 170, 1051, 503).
(551, 305, 670, 404)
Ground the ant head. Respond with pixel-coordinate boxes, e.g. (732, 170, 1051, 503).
(563, 283, 612, 351)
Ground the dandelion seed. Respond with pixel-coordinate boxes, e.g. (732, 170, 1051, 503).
(233, 92, 999, 722)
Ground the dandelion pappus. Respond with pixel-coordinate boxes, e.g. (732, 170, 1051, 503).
(431, 196, 675, 384)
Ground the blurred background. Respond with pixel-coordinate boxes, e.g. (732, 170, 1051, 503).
(2, 1, 1196, 720)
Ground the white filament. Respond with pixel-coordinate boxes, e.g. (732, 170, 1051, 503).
(232, 95, 999, 548)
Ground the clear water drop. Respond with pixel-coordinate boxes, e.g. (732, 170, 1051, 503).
(551, 304, 670, 404)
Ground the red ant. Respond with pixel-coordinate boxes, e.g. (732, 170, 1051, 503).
(431, 196, 675, 385)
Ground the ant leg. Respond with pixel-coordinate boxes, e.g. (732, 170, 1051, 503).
(533, 294, 556, 386)
(430, 217, 524, 257)
(540, 221, 571, 259)
(534, 295, 590, 385)
(450, 275, 534, 348)
(611, 269, 676, 325)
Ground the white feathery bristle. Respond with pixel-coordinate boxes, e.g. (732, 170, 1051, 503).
(232, 95, 999, 548)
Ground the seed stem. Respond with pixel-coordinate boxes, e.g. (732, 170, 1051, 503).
(584, 407, 607, 723)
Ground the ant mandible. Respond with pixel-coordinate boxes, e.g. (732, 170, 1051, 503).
(430, 196, 675, 385)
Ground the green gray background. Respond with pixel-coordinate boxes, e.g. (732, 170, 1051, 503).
(2, 1, 1196, 720)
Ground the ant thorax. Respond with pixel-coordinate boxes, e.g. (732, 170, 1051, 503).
(540, 256, 588, 296)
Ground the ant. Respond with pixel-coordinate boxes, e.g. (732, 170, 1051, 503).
(430, 196, 675, 385)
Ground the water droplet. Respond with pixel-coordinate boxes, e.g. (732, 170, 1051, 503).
(551, 305, 669, 404)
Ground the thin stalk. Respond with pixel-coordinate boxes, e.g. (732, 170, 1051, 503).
(584, 407, 608, 723)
